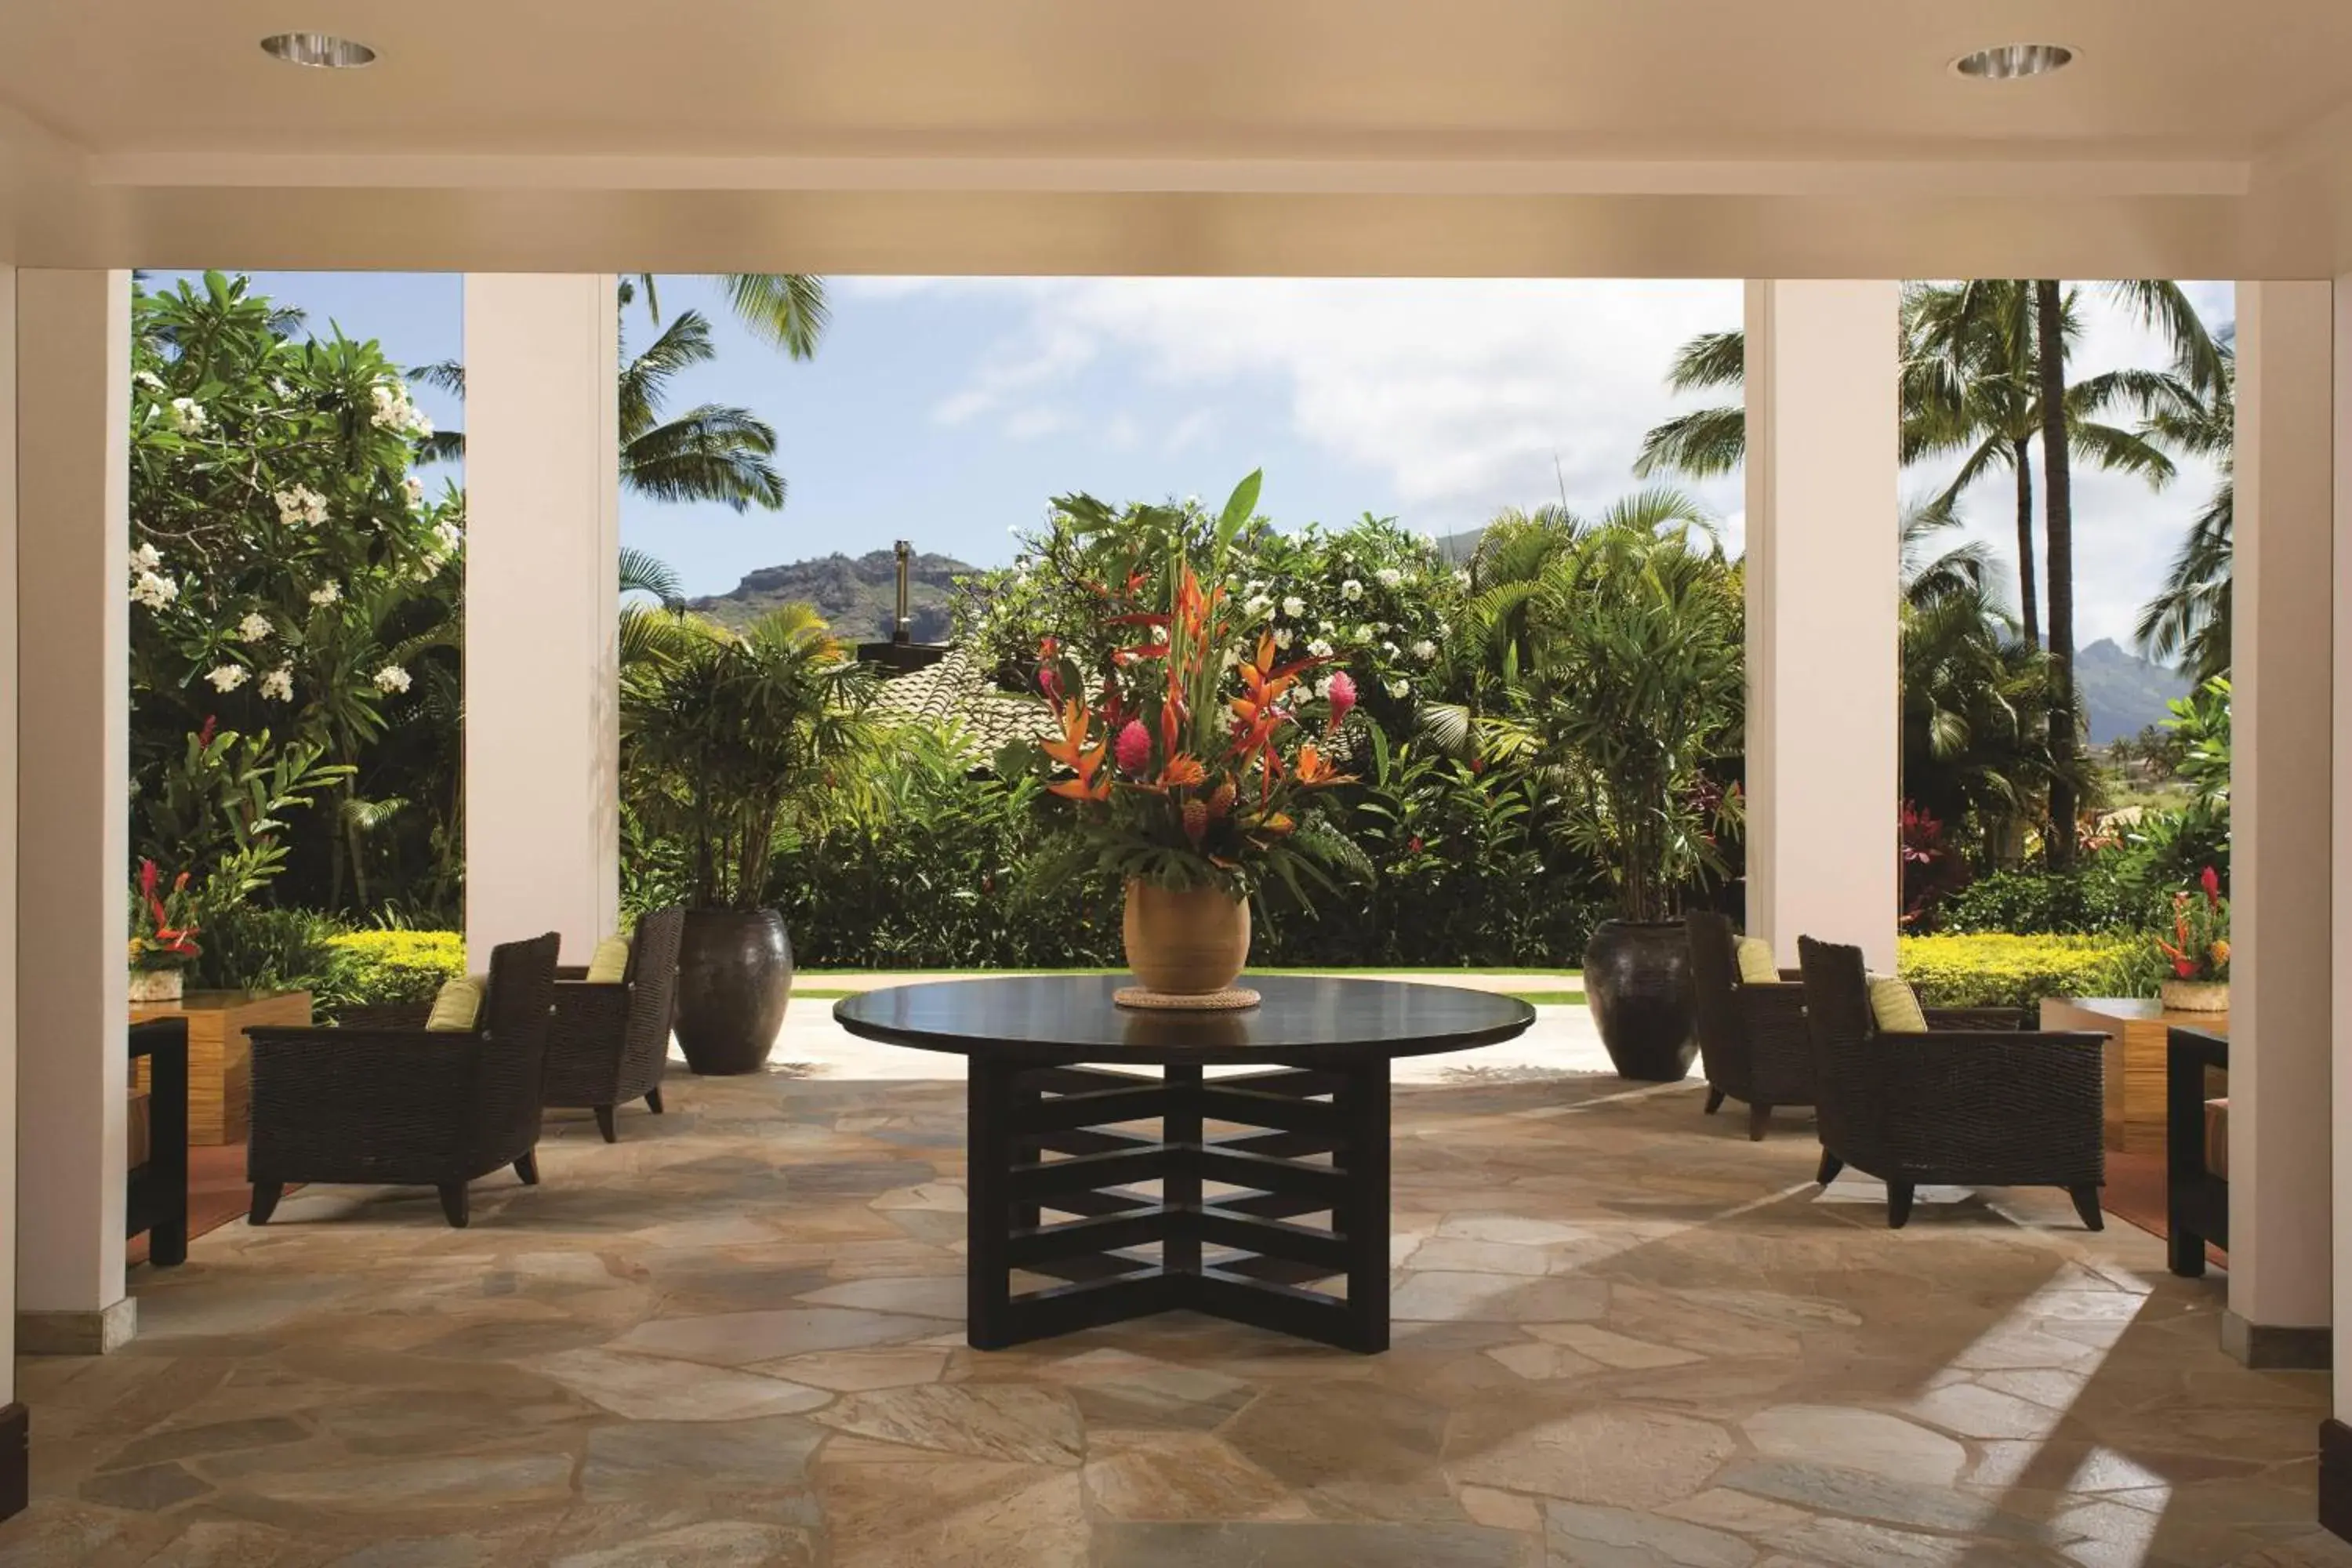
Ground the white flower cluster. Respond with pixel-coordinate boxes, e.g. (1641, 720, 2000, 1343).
(404, 476, 426, 505)
(309, 581, 342, 607)
(372, 664, 412, 695)
(1307, 637, 1334, 659)
(260, 667, 295, 703)
(432, 518, 464, 555)
(274, 485, 329, 528)
(235, 612, 274, 644)
(1411, 638, 1438, 662)
(1340, 579, 1364, 601)
(369, 381, 434, 438)
(166, 397, 209, 436)
(1376, 568, 1404, 588)
(1282, 596, 1306, 619)
(205, 665, 249, 693)
(129, 543, 179, 609)
(133, 369, 166, 393)
(1386, 677, 1411, 699)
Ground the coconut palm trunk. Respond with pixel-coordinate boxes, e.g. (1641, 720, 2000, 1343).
(2035, 278, 2080, 868)
(2011, 435, 2039, 649)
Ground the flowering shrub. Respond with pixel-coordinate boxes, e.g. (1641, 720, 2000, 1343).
(322, 930, 468, 1007)
(1896, 933, 2143, 1009)
(129, 273, 462, 917)
(2154, 867, 2230, 982)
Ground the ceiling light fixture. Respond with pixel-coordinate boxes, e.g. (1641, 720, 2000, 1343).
(260, 32, 378, 69)
(1953, 42, 2074, 81)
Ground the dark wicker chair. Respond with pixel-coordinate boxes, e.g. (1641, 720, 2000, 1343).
(1686, 912, 1813, 1141)
(1796, 935, 2108, 1230)
(127, 1019, 190, 1266)
(545, 908, 684, 1142)
(2166, 1026, 2229, 1276)
(245, 932, 561, 1229)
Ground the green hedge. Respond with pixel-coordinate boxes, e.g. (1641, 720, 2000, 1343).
(323, 930, 468, 1009)
(1896, 932, 2144, 1009)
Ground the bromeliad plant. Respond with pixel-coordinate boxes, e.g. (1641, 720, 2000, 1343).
(2155, 866, 2230, 984)
(1018, 470, 1366, 905)
(129, 859, 202, 974)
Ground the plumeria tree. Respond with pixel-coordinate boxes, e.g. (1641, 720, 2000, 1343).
(129, 272, 464, 917)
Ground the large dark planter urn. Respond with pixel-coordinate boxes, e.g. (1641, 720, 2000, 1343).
(1583, 919, 1698, 1082)
(673, 908, 794, 1076)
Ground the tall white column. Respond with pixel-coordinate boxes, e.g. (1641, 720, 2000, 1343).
(463, 274, 621, 964)
(2335, 275, 2352, 1432)
(1742, 279, 1902, 970)
(15, 270, 131, 1354)
(2234, 280, 2333, 1367)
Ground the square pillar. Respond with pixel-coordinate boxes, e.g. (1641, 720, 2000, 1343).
(2232, 279, 2332, 1370)
(1742, 279, 1902, 969)
(463, 275, 621, 964)
(0, 263, 20, 1502)
(14, 270, 132, 1356)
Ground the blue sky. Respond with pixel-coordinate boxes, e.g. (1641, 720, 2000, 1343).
(149, 270, 2229, 651)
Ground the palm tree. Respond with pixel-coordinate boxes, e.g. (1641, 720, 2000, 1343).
(625, 274, 829, 361)
(2034, 280, 2226, 866)
(410, 305, 789, 512)
(2135, 333, 2236, 684)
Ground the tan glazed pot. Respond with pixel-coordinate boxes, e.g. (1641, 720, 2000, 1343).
(1123, 880, 1251, 995)
(2160, 978, 2229, 1014)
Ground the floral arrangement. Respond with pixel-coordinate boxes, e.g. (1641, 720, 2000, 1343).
(129, 858, 202, 973)
(1022, 470, 1367, 903)
(2155, 866, 2229, 984)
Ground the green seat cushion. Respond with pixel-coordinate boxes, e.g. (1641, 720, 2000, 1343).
(426, 974, 486, 1033)
(1867, 974, 1929, 1034)
(1734, 936, 1780, 986)
(583, 934, 631, 985)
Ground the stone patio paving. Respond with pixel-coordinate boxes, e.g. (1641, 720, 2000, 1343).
(3, 1014, 2345, 1567)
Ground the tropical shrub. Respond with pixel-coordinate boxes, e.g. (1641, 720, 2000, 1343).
(323, 930, 468, 1007)
(1896, 932, 2143, 1008)
(129, 271, 463, 921)
(187, 906, 346, 997)
(1934, 858, 2162, 936)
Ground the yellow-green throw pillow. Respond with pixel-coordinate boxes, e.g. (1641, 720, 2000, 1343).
(426, 975, 486, 1033)
(584, 934, 631, 985)
(1734, 936, 1780, 986)
(1867, 974, 1929, 1034)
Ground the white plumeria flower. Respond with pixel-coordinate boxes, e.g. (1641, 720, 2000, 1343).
(129, 571, 179, 610)
(309, 581, 342, 607)
(373, 664, 412, 695)
(414, 554, 445, 583)
(1454, 569, 1472, 589)
(235, 612, 274, 644)
(1376, 568, 1403, 588)
(205, 664, 249, 693)
(1281, 596, 1306, 619)
(133, 369, 166, 393)
(1386, 677, 1411, 699)
(259, 667, 295, 703)
(274, 486, 328, 528)
(1221, 646, 1243, 670)
(433, 519, 464, 554)
(1243, 594, 1273, 619)
(166, 397, 209, 435)
(369, 381, 433, 438)
(132, 542, 163, 572)
(404, 476, 426, 504)
(1412, 638, 1438, 662)
(1307, 637, 1334, 659)
(1273, 628, 1294, 651)
(1340, 579, 1364, 601)
(1318, 619, 1335, 633)
(1382, 641, 1400, 659)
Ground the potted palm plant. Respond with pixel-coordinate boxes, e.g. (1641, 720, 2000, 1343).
(622, 605, 874, 1073)
(1477, 514, 1744, 1080)
(1016, 470, 1365, 999)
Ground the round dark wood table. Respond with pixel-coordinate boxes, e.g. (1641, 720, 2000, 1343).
(833, 975, 1537, 1353)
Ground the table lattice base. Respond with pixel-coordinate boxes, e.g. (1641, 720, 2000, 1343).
(966, 1058, 1392, 1353)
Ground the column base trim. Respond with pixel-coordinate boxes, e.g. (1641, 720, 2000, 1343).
(16, 1296, 136, 1356)
(0, 1403, 24, 1523)
(2222, 1310, 2332, 1370)
(2323, 1419, 2352, 1542)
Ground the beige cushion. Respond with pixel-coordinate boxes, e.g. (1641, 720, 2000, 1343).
(426, 974, 486, 1033)
(584, 934, 631, 985)
(1867, 974, 1929, 1033)
(2205, 1098, 2230, 1181)
(1734, 936, 1779, 986)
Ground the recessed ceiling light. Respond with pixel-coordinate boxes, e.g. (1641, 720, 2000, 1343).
(260, 32, 378, 69)
(1953, 42, 2074, 81)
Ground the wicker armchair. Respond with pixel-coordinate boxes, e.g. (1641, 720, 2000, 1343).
(245, 932, 561, 1229)
(1796, 935, 2107, 1230)
(545, 908, 684, 1142)
(1686, 912, 1813, 1141)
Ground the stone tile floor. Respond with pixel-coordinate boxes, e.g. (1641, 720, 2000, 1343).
(3, 1018, 2346, 1567)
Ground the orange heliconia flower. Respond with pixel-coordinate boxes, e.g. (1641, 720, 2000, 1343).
(1293, 742, 1345, 786)
(1159, 754, 1207, 789)
(1040, 699, 1110, 802)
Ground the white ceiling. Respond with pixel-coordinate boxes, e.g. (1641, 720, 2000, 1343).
(2, 2, 2350, 275)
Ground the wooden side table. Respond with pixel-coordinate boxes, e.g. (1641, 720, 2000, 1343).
(2041, 996, 2229, 1156)
(128, 990, 312, 1146)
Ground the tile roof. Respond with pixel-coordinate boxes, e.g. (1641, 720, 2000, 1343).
(868, 644, 1057, 760)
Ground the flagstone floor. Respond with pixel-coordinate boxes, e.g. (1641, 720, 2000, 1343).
(4, 1029, 2347, 1567)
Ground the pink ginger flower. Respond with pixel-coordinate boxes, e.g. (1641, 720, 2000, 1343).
(1115, 719, 1152, 775)
(1325, 670, 1357, 728)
